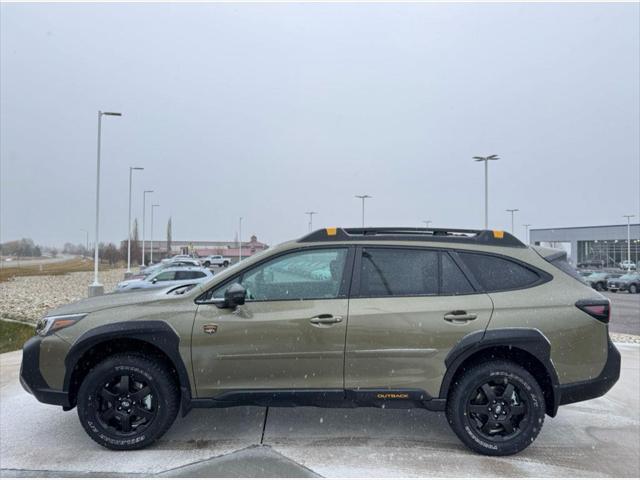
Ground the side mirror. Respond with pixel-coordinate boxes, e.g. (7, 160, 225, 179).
(151, 278, 158, 284)
(224, 283, 246, 307)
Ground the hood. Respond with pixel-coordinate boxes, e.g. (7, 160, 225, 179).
(45, 288, 171, 317)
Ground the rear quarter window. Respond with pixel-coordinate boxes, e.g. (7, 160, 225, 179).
(458, 252, 541, 292)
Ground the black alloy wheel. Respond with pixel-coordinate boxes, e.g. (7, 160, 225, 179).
(77, 354, 179, 450)
(446, 360, 545, 456)
(466, 378, 528, 440)
(97, 373, 157, 436)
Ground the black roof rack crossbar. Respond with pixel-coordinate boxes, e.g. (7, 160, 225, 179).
(298, 227, 526, 248)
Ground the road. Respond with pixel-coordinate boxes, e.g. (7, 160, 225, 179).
(1, 345, 638, 477)
(605, 292, 640, 336)
(0, 254, 76, 269)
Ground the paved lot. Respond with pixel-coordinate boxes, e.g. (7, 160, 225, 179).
(1, 344, 638, 477)
(605, 292, 640, 336)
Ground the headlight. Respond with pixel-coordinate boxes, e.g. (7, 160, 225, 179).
(36, 313, 87, 336)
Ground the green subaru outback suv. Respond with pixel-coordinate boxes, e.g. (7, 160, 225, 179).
(21, 227, 620, 456)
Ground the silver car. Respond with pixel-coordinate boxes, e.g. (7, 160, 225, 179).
(115, 266, 213, 292)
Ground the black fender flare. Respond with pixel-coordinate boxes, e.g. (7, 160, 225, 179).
(64, 320, 193, 415)
(439, 328, 560, 415)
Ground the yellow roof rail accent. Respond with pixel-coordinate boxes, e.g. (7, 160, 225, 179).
(493, 230, 505, 239)
(326, 227, 337, 236)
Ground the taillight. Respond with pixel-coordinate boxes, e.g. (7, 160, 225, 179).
(576, 299, 610, 323)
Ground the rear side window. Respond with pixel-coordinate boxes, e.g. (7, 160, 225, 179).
(360, 248, 438, 296)
(548, 253, 583, 282)
(441, 254, 475, 295)
(458, 252, 540, 291)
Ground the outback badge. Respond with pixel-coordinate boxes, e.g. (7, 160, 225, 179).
(203, 324, 218, 335)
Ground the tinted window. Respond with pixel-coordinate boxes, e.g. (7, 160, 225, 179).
(154, 271, 176, 281)
(360, 248, 438, 296)
(221, 248, 348, 301)
(548, 254, 583, 282)
(458, 252, 539, 291)
(441, 254, 474, 295)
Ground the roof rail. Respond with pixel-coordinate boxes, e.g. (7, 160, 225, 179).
(298, 227, 526, 247)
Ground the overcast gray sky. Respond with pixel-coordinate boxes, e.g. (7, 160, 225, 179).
(1, 2, 639, 248)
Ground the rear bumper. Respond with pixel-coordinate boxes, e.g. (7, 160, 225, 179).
(20, 336, 71, 408)
(558, 337, 621, 407)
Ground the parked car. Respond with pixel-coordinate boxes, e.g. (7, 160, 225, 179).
(21, 227, 620, 456)
(584, 272, 621, 291)
(577, 258, 605, 269)
(115, 266, 213, 291)
(200, 255, 231, 268)
(619, 260, 637, 271)
(607, 272, 640, 293)
(127, 259, 202, 280)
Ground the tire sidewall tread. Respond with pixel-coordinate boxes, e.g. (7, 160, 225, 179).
(77, 353, 179, 451)
(446, 360, 546, 456)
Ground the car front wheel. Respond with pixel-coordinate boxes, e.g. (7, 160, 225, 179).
(629, 284, 638, 294)
(77, 353, 179, 450)
(446, 360, 545, 456)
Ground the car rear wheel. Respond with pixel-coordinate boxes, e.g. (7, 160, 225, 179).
(629, 284, 638, 294)
(77, 353, 179, 450)
(446, 360, 545, 456)
(223, 261, 229, 267)
(203, 261, 210, 268)
(595, 282, 605, 291)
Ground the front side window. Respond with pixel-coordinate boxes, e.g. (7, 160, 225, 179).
(153, 271, 176, 282)
(213, 248, 348, 301)
(458, 252, 540, 291)
(359, 248, 438, 296)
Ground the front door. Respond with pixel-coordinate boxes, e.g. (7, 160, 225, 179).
(345, 246, 494, 399)
(192, 247, 353, 398)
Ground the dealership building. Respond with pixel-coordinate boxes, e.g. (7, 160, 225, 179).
(529, 223, 640, 267)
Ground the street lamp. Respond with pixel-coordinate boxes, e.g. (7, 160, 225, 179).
(355, 195, 372, 228)
(473, 154, 499, 229)
(89, 110, 122, 297)
(150, 204, 160, 264)
(423, 220, 432, 229)
(523, 224, 532, 244)
(506, 209, 519, 234)
(80, 229, 89, 255)
(623, 214, 636, 270)
(127, 167, 144, 273)
(238, 217, 243, 262)
(141, 190, 154, 266)
(305, 211, 318, 232)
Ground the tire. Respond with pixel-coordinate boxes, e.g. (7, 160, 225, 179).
(203, 261, 210, 268)
(223, 261, 229, 268)
(595, 282, 605, 292)
(629, 284, 638, 294)
(446, 360, 545, 456)
(77, 353, 179, 450)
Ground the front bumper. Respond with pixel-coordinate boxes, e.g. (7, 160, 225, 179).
(20, 336, 71, 408)
(558, 338, 621, 407)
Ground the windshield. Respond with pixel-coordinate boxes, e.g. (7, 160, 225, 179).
(619, 274, 638, 281)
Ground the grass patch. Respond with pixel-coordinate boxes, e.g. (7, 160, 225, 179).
(0, 257, 118, 283)
(0, 320, 34, 354)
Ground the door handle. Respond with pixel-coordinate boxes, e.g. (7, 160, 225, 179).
(309, 314, 343, 326)
(443, 311, 478, 323)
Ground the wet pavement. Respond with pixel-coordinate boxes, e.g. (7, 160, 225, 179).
(1, 344, 638, 477)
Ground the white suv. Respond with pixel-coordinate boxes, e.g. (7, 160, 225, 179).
(619, 260, 637, 271)
(201, 255, 231, 268)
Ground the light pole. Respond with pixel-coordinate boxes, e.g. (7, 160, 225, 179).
(355, 195, 372, 228)
(506, 209, 519, 234)
(473, 155, 499, 229)
(238, 217, 243, 262)
(141, 190, 154, 266)
(523, 224, 532, 244)
(80, 229, 89, 255)
(127, 167, 144, 273)
(422, 220, 432, 229)
(623, 214, 635, 269)
(305, 211, 318, 232)
(150, 203, 160, 264)
(89, 110, 121, 297)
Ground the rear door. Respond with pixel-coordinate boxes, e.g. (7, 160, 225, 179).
(345, 246, 494, 399)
